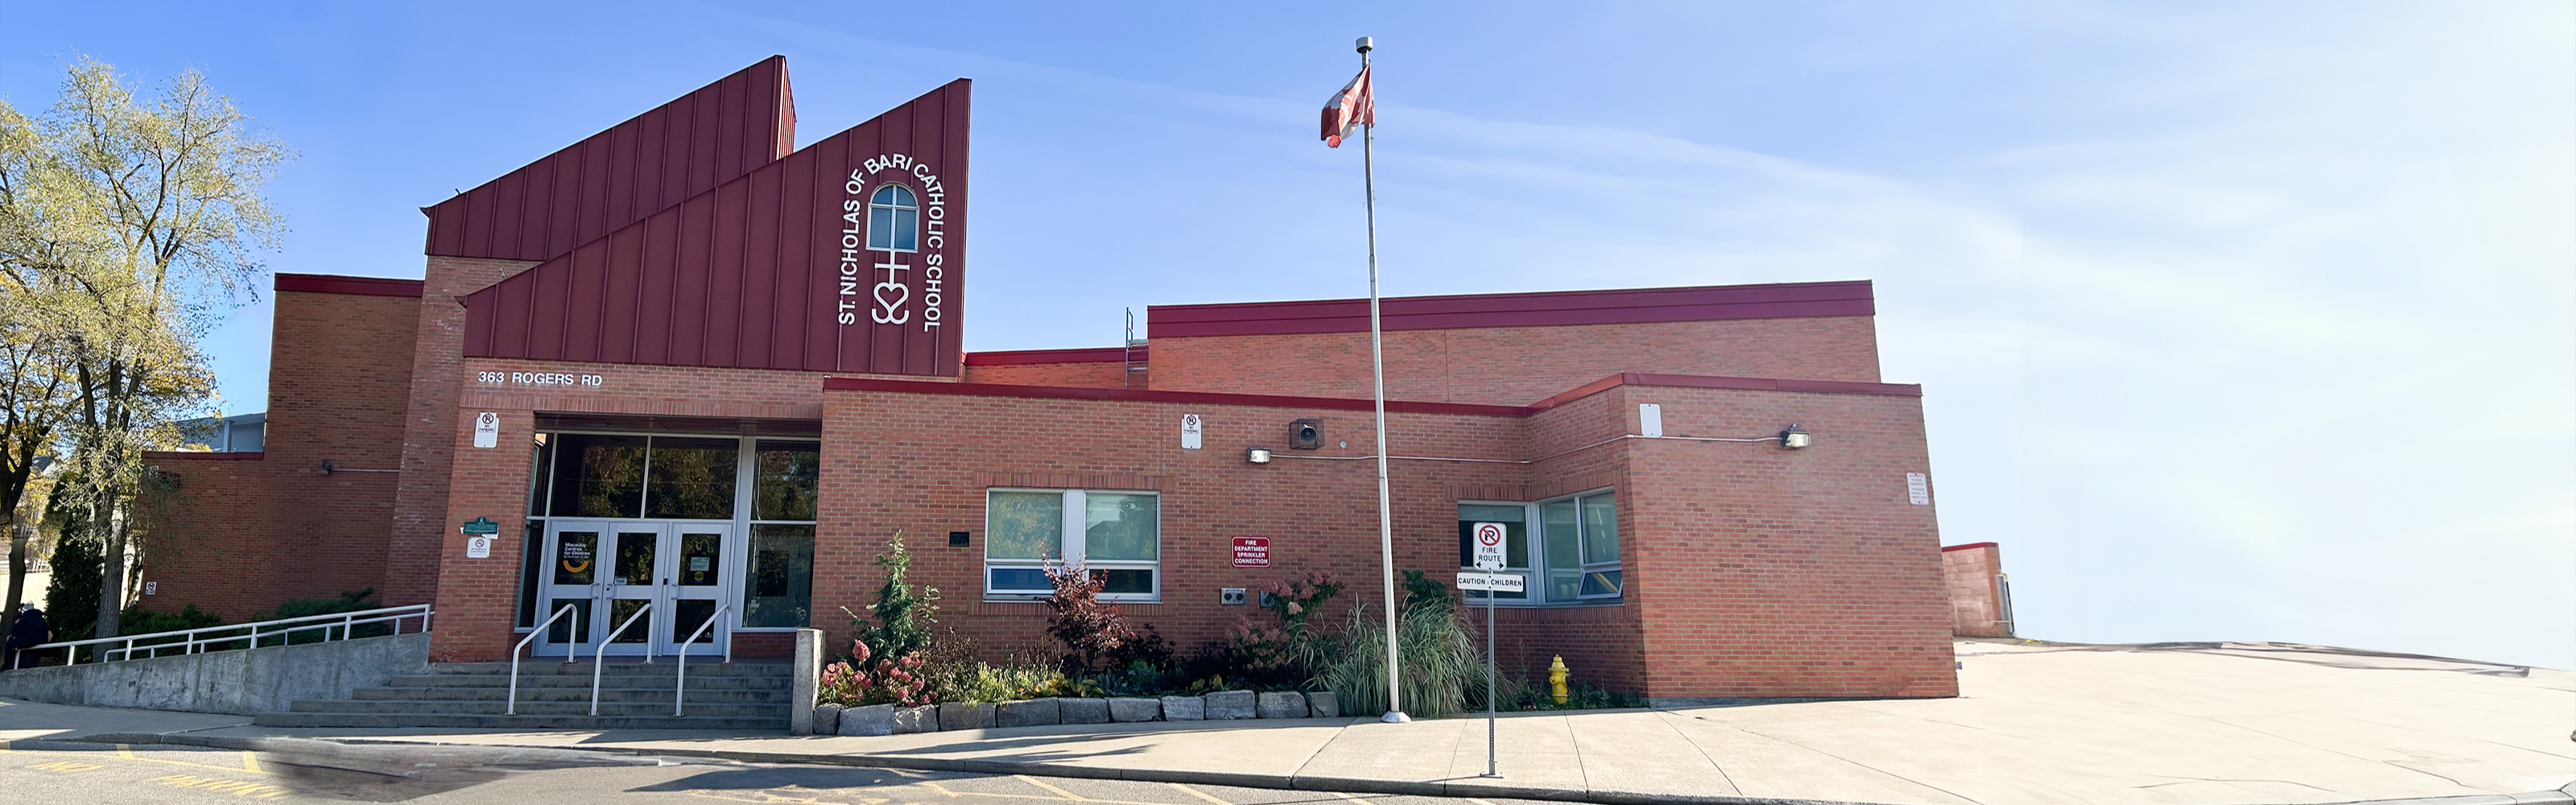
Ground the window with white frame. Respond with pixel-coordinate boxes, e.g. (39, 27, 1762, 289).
(868, 185, 919, 252)
(1456, 489, 1619, 605)
(986, 489, 1160, 601)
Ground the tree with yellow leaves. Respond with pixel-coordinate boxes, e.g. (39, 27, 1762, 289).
(0, 56, 290, 638)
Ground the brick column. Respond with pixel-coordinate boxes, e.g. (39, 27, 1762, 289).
(427, 407, 538, 663)
(386, 256, 538, 606)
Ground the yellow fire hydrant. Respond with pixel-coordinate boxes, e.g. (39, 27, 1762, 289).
(1548, 655, 1571, 704)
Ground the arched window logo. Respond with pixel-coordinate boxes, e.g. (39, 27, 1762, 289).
(868, 185, 919, 252)
(835, 153, 950, 330)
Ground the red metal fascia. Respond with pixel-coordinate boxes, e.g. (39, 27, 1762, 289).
(822, 377, 1530, 417)
(275, 274, 425, 298)
(964, 347, 1134, 365)
(1525, 372, 1921, 414)
(1146, 280, 1876, 338)
(826, 368, 1919, 417)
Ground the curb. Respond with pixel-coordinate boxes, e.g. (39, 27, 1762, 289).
(67, 731, 1859, 805)
(65, 733, 2576, 805)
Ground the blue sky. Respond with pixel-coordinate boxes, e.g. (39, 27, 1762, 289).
(7, 1, 2570, 670)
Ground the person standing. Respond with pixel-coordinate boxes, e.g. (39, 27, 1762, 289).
(6, 603, 51, 670)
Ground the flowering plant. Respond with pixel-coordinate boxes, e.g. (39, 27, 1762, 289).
(1258, 569, 1343, 632)
(817, 638, 932, 707)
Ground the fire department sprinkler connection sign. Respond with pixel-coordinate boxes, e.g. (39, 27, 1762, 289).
(1471, 522, 1509, 571)
(1232, 537, 1271, 568)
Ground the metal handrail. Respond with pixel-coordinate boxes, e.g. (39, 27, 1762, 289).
(23, 604, 433, 665)
(507, 604, 583, 716)
(589, 602, 654, 716)
(672, 605, 733, 716)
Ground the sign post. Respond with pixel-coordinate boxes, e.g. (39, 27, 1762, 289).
(1459, 530, 1513, 779)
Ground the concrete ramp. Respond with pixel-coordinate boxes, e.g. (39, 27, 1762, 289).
(0, 633, 427, 715)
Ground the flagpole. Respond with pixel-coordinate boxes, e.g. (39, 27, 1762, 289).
(1356, 35, 1409, 724)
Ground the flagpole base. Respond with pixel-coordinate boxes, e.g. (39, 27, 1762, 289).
(1380, 711, 1412, 724)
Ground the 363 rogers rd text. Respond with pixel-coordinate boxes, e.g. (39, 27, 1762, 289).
(474, 370, 603, 387)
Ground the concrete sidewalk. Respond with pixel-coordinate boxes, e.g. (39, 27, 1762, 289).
(4, 638, 2570, 805)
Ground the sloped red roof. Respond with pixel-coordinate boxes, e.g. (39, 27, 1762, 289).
(421, 56, 796, 262)
(462, 80, 971, 378)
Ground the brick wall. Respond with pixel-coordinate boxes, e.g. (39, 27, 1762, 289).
(1942, 543, 2009, 638)
(1146, 316, 1884, 405)
(963, 360, 1127, 388)
(387, 256, 539, 606)
(812, 385, 1558, 679)
(140, 289, 420, 619)
(1615, 383, 1957, 699)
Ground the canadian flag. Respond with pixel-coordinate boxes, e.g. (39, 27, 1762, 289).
(1320, 66, 1373, 147)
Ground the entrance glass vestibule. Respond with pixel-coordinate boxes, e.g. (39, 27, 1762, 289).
(517, 430, 818, 657)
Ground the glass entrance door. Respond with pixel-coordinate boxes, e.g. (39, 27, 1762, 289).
(664, 526, 729, 656)
(538, 520, 736, 657)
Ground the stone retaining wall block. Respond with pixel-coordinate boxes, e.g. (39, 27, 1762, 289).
(1060, 697, 1110, 724)
(1204, 690, 1256, 720)
(893, 704, 939, 734)
(1256, 691, 1306, 719)
(937, 702, 995, 730)
(1108, 697, 1162, 722)
(841, 704, 895, 737)
(1159, 696, 1205, 720)
(813, 704, 844, 735)
(996, 698, 1061, 728)
(1307, 691, 1340, 717)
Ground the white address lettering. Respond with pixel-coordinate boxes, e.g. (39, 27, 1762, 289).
(475, 370, 604, 388)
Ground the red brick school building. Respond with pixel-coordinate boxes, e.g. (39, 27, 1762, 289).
(142, 56, 1963, 704)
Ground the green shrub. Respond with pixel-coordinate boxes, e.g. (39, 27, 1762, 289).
(852, 533, 938, 662)
(1497, 678, 1647, 711)
(1308, 600, 1486, 717)
(113, 605, 226, 655)
(250, 589, 388, 646)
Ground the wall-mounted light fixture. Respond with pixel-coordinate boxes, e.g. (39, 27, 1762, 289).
(1245, 447, 1274, 464)
(1779, 425, 1813, 449)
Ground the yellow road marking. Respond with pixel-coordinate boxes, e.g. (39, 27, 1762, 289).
(147, 773, 290, 799)
(1014, 775, 1092, 801)
(241, 750, 262, 773)
(1166, 782, 1232, 805)
(1324, 794, 1370, 802)
(117, 743, 134, 759)
(5, 746, 285, 775)
(927, 777, 1197, 805)
(25, 760, 105, 772)
(1467, 799, 1500, 805)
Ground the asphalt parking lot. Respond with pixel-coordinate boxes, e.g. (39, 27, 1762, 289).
(0, 738, 1579, 805)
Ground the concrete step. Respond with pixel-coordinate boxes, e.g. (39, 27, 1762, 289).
(250, 711, 783, 730)
(381, 674, 790, 691)
(288, 699, 786, 717)
(351, 686, 784, 703)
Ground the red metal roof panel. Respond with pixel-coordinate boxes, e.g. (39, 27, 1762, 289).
(422, 56, 795, 263)
(463, 79, 972, 378)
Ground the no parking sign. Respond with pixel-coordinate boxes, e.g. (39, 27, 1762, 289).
(1471, 522, 1507, 571)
